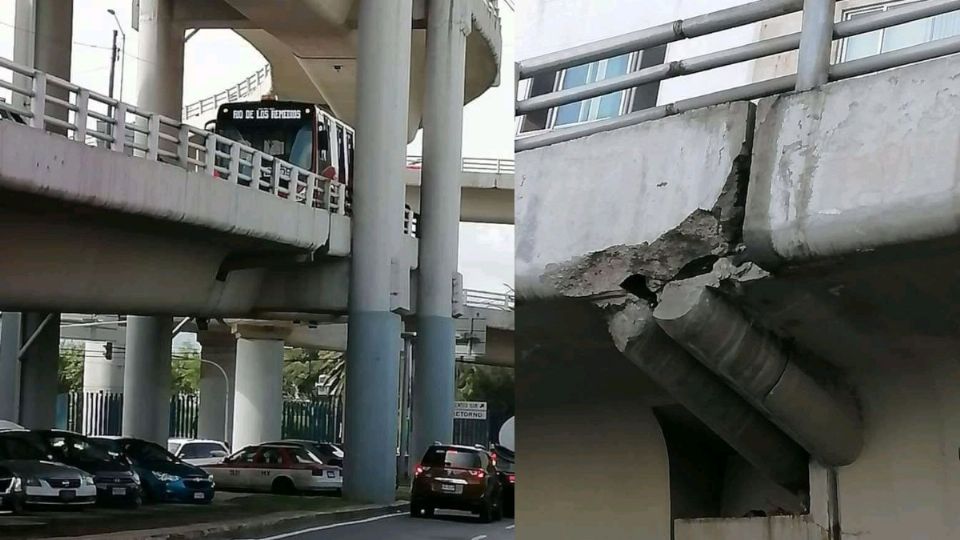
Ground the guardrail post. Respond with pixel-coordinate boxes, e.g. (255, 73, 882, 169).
(30, 72, 47, 130)
(228, 142, 241, 184)
(177, 124, 191, 168)
(269, 159, 281, 194)
(204, 134, 217, 175)
(323, 179, 334, 210)
(111, 102, 128, 153)
(251, 152, 263, 188)
(146, 114, 161, 160)
(73, 88, 89, 142)
(306, 173, 318, 207)
(796, 0, 836, 91)
(337, 184, 348, 215)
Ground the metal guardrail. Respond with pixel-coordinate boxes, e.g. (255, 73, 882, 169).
(464, 289, 514, 311)
(0, 56, 420, 238)
(182, 64, 271, 120)
(515, 0, 960, 151)
(406, 155, 515, 175)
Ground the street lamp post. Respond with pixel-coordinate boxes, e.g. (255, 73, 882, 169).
(107, 9, 126, 101)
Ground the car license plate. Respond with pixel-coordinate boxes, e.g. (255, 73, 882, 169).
(111, 487, 126, 496)
(327, 471, 336, 478)
(193, 492, 205, 500)
(440, 484, 460, 494)
(59, 490, 76, 501)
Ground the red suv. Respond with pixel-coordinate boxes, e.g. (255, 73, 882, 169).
(410, 444, 503, 522)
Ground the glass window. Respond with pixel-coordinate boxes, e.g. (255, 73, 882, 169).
(257, 447, 284, 465)
(0, 435, 49, 461)
(421, 447, 483, 469)
(228, 447, 258, 464)
(842, 3, 960, 61)
(290, 447, 322, 464)
(125, 441, 177, 464)
(168, 442, 182, 455)
(553, 54, 632, 127)
(44, 433, 112, 462)
(180, 443, 227, 459)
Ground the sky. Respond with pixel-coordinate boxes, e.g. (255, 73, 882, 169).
(0, 0, 515, 298)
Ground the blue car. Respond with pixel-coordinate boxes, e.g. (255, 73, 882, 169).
(92, 437, 215, 504)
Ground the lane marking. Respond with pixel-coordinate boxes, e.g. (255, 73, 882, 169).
(505, 524, 515, 530)
(252, 512, 403, 540)
(470, 535, 488, 540)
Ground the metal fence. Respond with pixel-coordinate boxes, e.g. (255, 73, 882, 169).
(60, 391, 491, 447)
(464, 289, 515, 311)
(406, 155, 515, 175)
(0, 56, 419, 237)
(515, 0, 960, 151)
(182, 64, 271, 120)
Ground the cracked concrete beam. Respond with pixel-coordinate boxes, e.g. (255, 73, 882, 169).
(603, 296, 808, 490)
(654, 284, 863, 466)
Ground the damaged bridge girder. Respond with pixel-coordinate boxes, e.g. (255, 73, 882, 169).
(654, 283, 863, 467)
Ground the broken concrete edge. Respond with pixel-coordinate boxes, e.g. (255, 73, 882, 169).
(61, 502, 409, 540)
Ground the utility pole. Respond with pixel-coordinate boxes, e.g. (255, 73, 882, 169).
(108, 29, 118, 98)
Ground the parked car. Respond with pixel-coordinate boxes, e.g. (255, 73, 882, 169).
(0, 465, 25, 513)
(264, 440, 343, 467)
(0, 420, 24, 432)
(31, 430, 141, 507)
(0, 431, 97, 508)
(91, 437, 214, 504)
(206, 442, 342, 494)
(410, 444, 503, 522)
(167, 439, 230, 467)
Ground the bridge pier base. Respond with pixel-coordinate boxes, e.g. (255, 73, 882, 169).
(231, 326, 286, 450)
(122, 316, 173, 444)
(0, 313, 22, 421)
(17, 312, 60, 429)
(197, 332, 237, 446)
(411, 0, 470, 468)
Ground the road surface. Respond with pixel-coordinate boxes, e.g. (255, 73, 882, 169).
(253, 511, 516, 540)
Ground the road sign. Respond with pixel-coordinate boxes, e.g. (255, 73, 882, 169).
(454, 401, 487, 420)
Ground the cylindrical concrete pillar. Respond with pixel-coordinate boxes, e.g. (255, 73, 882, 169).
(197, 333, 237, 446)
(136, 0, 184, 119)
(18, 313, 60, 429)
(13, 0, 73, 117)
(122, 316, 173, 444)
(231, 337, 283, 451)
(0, 313, 22, 421)
(343, 0, 412, 504)
(411, 0, 470, 470)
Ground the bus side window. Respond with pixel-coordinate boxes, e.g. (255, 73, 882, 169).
(345, 132, 355, 187)
(318, 123, 331, 170)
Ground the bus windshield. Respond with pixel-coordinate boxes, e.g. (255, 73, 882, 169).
(215, 102, 315, 171)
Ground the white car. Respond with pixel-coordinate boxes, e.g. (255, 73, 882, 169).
(0, 431, 97, 507)
(205, 442, 342, 494)
(167, 439, 230, 467)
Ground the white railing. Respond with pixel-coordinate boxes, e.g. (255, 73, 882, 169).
(516, 0, 960, 151)
(182, 64, 271, 120)
(406, 155, 514, 175)
(0, 56, 416, 234)
(464, 289, 514, 311)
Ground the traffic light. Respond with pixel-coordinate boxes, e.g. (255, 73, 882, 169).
(103, 342, 113, 360)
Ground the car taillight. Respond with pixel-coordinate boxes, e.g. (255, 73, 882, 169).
(507, 474, 516, 484)
(468, 469, 485, 479)
(415, 465, 425, 477)
(491, 452, 497, 467)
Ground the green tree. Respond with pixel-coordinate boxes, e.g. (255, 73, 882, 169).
(58, 341, 85, 393)
(456, 363, 515, 425)
(282, 348, 344, 398)
(172, 346, 201, 394)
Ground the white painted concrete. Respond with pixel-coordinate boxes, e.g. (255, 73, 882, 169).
(231, 336, 283, 450)
(82, 340, 124, 393)
(197, 333, 237, 445)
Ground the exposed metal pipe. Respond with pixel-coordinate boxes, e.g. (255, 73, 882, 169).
(17, 313, 54, 360)
(830, 33, 960, 80)
(653, 285, 863, 466)
(796, 0, 836, 91)
(606, 298, 808, 489)
(518, 0, 804, 79)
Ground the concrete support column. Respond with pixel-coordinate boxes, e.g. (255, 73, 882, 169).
(13, 0, 73, 116)
(411, 0, 470, 467)
(0, 313, 22, 421)
(136, 0, 185, 118)
(82, 340, 125, 393)
(197, 332, 237, 446)
(343, 0, 412, 504)
(231, 325, 287, 451)
(122, 316, 173, 444)
(18, 313, 60, 429)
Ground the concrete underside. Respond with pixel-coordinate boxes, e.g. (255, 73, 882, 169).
(516, 55, 960, 539)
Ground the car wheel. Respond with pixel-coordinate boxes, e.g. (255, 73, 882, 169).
(129, 493, 143, 509)
(494, 498, 503, 522)
(10, 497, 24, 515)
(271, 476, 297, 495)
(479, 499, 494, 523)
(410, 502, 421, 518)
(424, 506, 435, 518)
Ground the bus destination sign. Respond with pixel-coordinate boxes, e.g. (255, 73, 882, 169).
(232, 107, 304, 121)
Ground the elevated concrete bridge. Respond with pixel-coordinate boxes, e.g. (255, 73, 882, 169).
(516, 1, 960, 538)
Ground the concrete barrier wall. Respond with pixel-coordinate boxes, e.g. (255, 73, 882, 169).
(675, 516, 825, 540)
(516, 102, 753, 299)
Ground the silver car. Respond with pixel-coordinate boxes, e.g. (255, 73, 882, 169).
(167, 439, 230, 467)
(0, 432, 97, 507)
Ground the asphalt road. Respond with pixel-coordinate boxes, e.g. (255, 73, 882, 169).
(251, 511, 515, 540)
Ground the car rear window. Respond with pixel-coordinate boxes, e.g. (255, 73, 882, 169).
(422, 447, 482, 469)
(180, 443, 226, 459)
